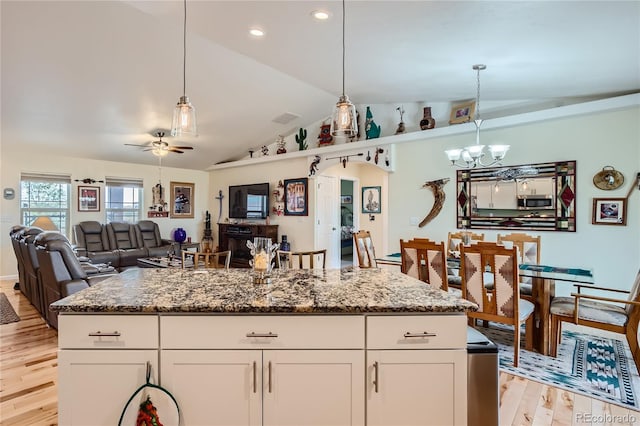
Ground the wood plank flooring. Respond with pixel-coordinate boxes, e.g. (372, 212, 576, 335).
(1, 278, 639, 425)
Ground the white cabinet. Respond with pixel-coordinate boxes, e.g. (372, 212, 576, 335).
(160, 316, 365, 426)
(57, 315, 159, 426)
(366, 315, 467, 426)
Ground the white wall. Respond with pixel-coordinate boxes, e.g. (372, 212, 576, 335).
(389, 107, 639, 294)
(1, 148, 209, 278)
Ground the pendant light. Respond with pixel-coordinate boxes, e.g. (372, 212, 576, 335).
(330, 0, 357, 137)
(171, 0, 197, 137)
(444, 64, 509, 168)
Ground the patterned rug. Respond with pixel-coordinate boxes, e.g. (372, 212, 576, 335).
(0, 292, 20, 325)
(481, 323, 640, 409)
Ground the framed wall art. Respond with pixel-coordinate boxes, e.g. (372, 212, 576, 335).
(449, 100, 475, 125)
(362, 186, 381, 214)
(78, 186, 100, 212)
(170, 181, 195, 218)
(284, 178, 308, 216)
(592, 197, 626, 226)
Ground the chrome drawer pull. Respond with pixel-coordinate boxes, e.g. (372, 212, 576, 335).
(88, 331, 121, 337)
(403, 331, 437, 338)
(373, 361, 379, 393)
(246, 332, 278, 338)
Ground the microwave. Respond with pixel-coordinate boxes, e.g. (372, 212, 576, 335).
(517, 195, 554, 210)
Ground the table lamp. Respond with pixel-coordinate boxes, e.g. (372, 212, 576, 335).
(31, 216, 58, 231)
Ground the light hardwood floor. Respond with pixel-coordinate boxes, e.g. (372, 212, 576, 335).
(1, 278, 639, 426)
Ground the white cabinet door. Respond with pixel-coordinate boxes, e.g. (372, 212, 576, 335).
(161, 350, 262, 426)
(367, 350, 467, 426)
(58, 350, 158, 426)
(263, 350, 364, 426)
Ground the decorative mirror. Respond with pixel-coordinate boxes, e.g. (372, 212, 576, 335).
(456, 160, 576, 231)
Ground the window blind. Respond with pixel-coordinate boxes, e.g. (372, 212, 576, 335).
(21, 172, 71, 184)
(104, 177, 143, 188)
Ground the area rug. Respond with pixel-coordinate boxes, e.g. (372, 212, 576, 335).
(0, 292, 20, 325)
(481, 323, 640, 409)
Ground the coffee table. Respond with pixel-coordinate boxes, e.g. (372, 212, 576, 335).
(137, 257, 188, 268)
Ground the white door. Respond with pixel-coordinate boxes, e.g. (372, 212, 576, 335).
(161, 350, 262, 426)
(263, 350, 365, 426)
(367, 350, 467, 426)
(314, 175, 340, 268)
(58, 350, 159, 426)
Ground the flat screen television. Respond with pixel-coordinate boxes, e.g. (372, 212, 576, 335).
(229, 183, 269, 219)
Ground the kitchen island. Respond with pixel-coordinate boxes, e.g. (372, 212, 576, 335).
(52, 268, 477, 426)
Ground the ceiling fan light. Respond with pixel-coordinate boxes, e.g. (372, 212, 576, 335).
(331, 95, 357, 137)
(171, 95, 197, 137)
(152, 147, 170, 157)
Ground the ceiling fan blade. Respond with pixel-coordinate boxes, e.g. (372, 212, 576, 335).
(168, 148, 185, 154)
(171, 146, 194, 150)
(125, 143, 151, 147)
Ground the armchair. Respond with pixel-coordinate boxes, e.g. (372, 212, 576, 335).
(19, 226, 45, 315)
(135, 220, 175, 257)
(73, 220, 119, 267)
(9, 225, 27, 293)
(106, 222, 146, 268)
(549, 269, 640, 371)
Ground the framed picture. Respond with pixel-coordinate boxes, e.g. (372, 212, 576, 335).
(362, 186, 381, 214)
(449, 100, 475, 125)
(170, 181, 195, 218)
(284, 178, 308, 216)
(340, 195, 353, 204)
(592, 198, 626, 226)
(78, 186, 100, 212)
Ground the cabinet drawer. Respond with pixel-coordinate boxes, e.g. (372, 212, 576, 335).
(367, 315, 466, 350)
(161, 315, 364, 349)
(58, 314, 158, 349)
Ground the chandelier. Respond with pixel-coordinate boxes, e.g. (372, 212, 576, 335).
(330, 0, 357, 137)
(445, 64, 509, 168)
(171, 0, 197, 137)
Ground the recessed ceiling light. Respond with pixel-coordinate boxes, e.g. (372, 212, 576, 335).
(311, 10, 330, 20)
(249, 27, 265, 37)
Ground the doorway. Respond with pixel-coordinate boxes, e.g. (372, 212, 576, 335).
(340, 179, 356, 267)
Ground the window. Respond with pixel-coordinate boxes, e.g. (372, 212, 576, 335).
(104, 177, 143, 223)
(20, 173, 71, 235)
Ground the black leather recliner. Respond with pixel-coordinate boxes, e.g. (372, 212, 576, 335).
(73, 220, 120, 268)
(135, 220, 176, 257)
(35, 232, 117, 329)
(9, 225, 27, 292)
(106, 222, 147, 268)
(19, 226, 45, 315)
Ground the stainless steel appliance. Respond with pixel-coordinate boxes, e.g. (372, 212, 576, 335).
(517, 194, 554, 210)
(467, 326, 499, 426)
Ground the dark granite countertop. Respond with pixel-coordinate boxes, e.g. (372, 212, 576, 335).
(51, 268, 477, 314)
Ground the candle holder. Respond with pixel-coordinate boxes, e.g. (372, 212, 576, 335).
(247, 237, 279, 284)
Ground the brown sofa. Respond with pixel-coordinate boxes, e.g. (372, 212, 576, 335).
(73, 220, 175, 270)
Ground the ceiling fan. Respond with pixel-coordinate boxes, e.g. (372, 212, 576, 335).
(125, 131, 194, 156)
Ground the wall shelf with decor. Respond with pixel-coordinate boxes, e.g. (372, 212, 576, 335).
(207, 94, 638, 171)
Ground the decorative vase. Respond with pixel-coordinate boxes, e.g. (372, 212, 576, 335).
(173, 228, 187, 243)
(247, 237, 279, 284)
(420, 107, 436, 130)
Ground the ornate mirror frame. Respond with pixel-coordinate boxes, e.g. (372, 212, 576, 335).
(456, 160, 577, 231)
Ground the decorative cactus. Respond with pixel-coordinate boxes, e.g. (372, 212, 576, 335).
(295, 128, 308, 150)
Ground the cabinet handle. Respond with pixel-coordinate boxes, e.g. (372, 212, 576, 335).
(268, 361, 272, 393)
(403, 331, 436, 338)
(252, 361, 257, 393)
(88, 331, 121, 337)
(373, 361, 379, 393)
(246, 332, 278, 338)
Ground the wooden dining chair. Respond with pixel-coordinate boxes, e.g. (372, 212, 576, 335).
(278, 249, 326, 269)
(549, 269, 640, 371)
(460, 241, 534, 367)
(447, 231, 484, 289)
(400, 239, 448, 292)
(497, 232, 541, 302)
(182, 250, 231, 269)
(353, 230, 377, 268)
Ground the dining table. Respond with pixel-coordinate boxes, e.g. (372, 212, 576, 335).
(518, 263, 595, 355)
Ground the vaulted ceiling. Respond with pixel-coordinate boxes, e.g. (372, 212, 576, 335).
(2, 1, 639, 170)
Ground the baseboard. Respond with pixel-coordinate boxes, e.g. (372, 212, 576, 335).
(1, 274, 19, 281)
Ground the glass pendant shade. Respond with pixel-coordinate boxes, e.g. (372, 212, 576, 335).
(331, 95, 357, 137)
(488, 144, 509, 160)
(171, 95, 197, 137)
